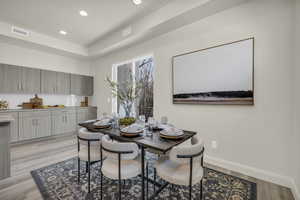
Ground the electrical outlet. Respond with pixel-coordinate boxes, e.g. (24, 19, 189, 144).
(211, 141, 218, 149)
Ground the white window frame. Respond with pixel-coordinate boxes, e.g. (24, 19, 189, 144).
(111, 54, 153, 116)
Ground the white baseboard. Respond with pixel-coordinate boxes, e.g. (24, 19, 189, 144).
(205, 156, 300, 200)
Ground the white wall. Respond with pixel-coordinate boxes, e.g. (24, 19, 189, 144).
(92, 0, 298, 195)
(292, 0, 300, 198)
(0, 40, 92, 108)
(0, 41, 91, 75)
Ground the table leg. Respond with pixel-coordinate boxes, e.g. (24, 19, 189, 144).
(141, 146, 145, 200)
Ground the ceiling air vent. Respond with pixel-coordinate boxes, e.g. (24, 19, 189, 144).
(11, 26, 30, 37)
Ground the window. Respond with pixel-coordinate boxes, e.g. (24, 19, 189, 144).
(112, 55, 154, 119)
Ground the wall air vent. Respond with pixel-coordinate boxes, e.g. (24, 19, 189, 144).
(11, 26, 30, 37)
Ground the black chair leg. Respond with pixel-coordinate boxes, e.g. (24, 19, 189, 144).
(86, 162, 88, 173)
(100, 170, 103, 200)
(88, 161, 91, 193)
(146, 163, 149, 199)
(153, 168, 156, 192)
(200, 179, 203, 200)
(189, 184, 192, 200)
(77, 157, 80, 183)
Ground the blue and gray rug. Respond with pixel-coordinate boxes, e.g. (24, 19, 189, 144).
(31, 155, 256, 200)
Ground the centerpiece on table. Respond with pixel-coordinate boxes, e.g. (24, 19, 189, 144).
(106, 72, 142, 126)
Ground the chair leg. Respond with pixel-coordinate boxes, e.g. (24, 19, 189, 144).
(146, 163, 149, 199)
(88, 161, 91, 193)
(200, 179, 203, 200)
(118, 154, 122, 200)
(86, 162, 88, 173)
(189, 184, 192, 200)
(77, 157, 80, 183)
(153, 168, 156, 192)
(100, 169, 103, 200)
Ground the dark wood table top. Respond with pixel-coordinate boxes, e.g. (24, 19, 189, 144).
(79, 122, 197, 154)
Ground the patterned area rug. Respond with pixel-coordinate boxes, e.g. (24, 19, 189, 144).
(31, 155, 256, 200)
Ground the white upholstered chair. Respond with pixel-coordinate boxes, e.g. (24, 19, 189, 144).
(100, 135, 141, 200)
(155, 136, 205, 200)
(77, 127, 104, 193)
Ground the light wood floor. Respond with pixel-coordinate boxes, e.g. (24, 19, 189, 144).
(0, 135, 295, 200)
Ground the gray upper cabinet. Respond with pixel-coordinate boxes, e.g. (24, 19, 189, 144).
(0, 64, 5, 93)
(41, 70, 70, 94)
(0, 63, 92, 96)
(21, 67, 41, 94)
(71, 74, 94, 96)
(70, 74, 83, 95)
(0, 64, 40, 94)
(0, 64, 21, 93)
(83, 76, 94, 96)
(41, 70, 57, 94)
(56, 72, 71, 94)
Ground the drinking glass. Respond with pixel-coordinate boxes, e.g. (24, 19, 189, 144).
(161, 116, 168, 125)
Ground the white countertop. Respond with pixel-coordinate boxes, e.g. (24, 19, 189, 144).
(0, 115, 14, 123)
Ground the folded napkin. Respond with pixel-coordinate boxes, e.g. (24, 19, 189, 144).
(160, 127, 184, 136)
(94, 118, 112, 126)
(121, 123, 144, 133)
(158, 124, 174, 130)
(84, 119, 97, 123)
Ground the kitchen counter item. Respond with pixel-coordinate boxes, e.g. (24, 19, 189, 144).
(30, 94, 43, 108)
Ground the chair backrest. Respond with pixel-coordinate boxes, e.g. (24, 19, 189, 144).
(101, 135, 139, 160)
(169, 136, 204, 164)
(78, 128, 102, 146)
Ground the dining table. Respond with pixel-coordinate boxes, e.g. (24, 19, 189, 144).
(79, 121, 197, 200)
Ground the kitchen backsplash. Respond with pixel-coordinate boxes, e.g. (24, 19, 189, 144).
(0, 94, 84, 109)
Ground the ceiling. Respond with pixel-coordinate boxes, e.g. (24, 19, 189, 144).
(0, 0, 171, 46)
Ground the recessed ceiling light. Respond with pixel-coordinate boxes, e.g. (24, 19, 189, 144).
(132, 0, 142, 5)
(79, 10, 88, 17)
(59, 30, 67, 35)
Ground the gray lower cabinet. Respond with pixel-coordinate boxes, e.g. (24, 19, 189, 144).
(52, 109, 76, 135)
(19, 111, 51, 140)
(0, 112, 19, 142)
(77, 107, 97, 124)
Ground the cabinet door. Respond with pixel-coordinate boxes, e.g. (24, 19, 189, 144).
(0, 112, 19, 142)
(51, 111, 65, 135)
(41, 70, 57, 94)
(70, 74, 83, 95)
(2, 64, 22, 93)
(21, 67, 41, 94)
(88, 107, 97, 120)
(56, 72, 70, 94)
(83, 76, 94, 96)
(19, 116, 35, 140)
(36, 115, 51, 138)
(77, 109, 88, 123)
(65, 110, 77, 133)
(0, 64, 5, 93)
